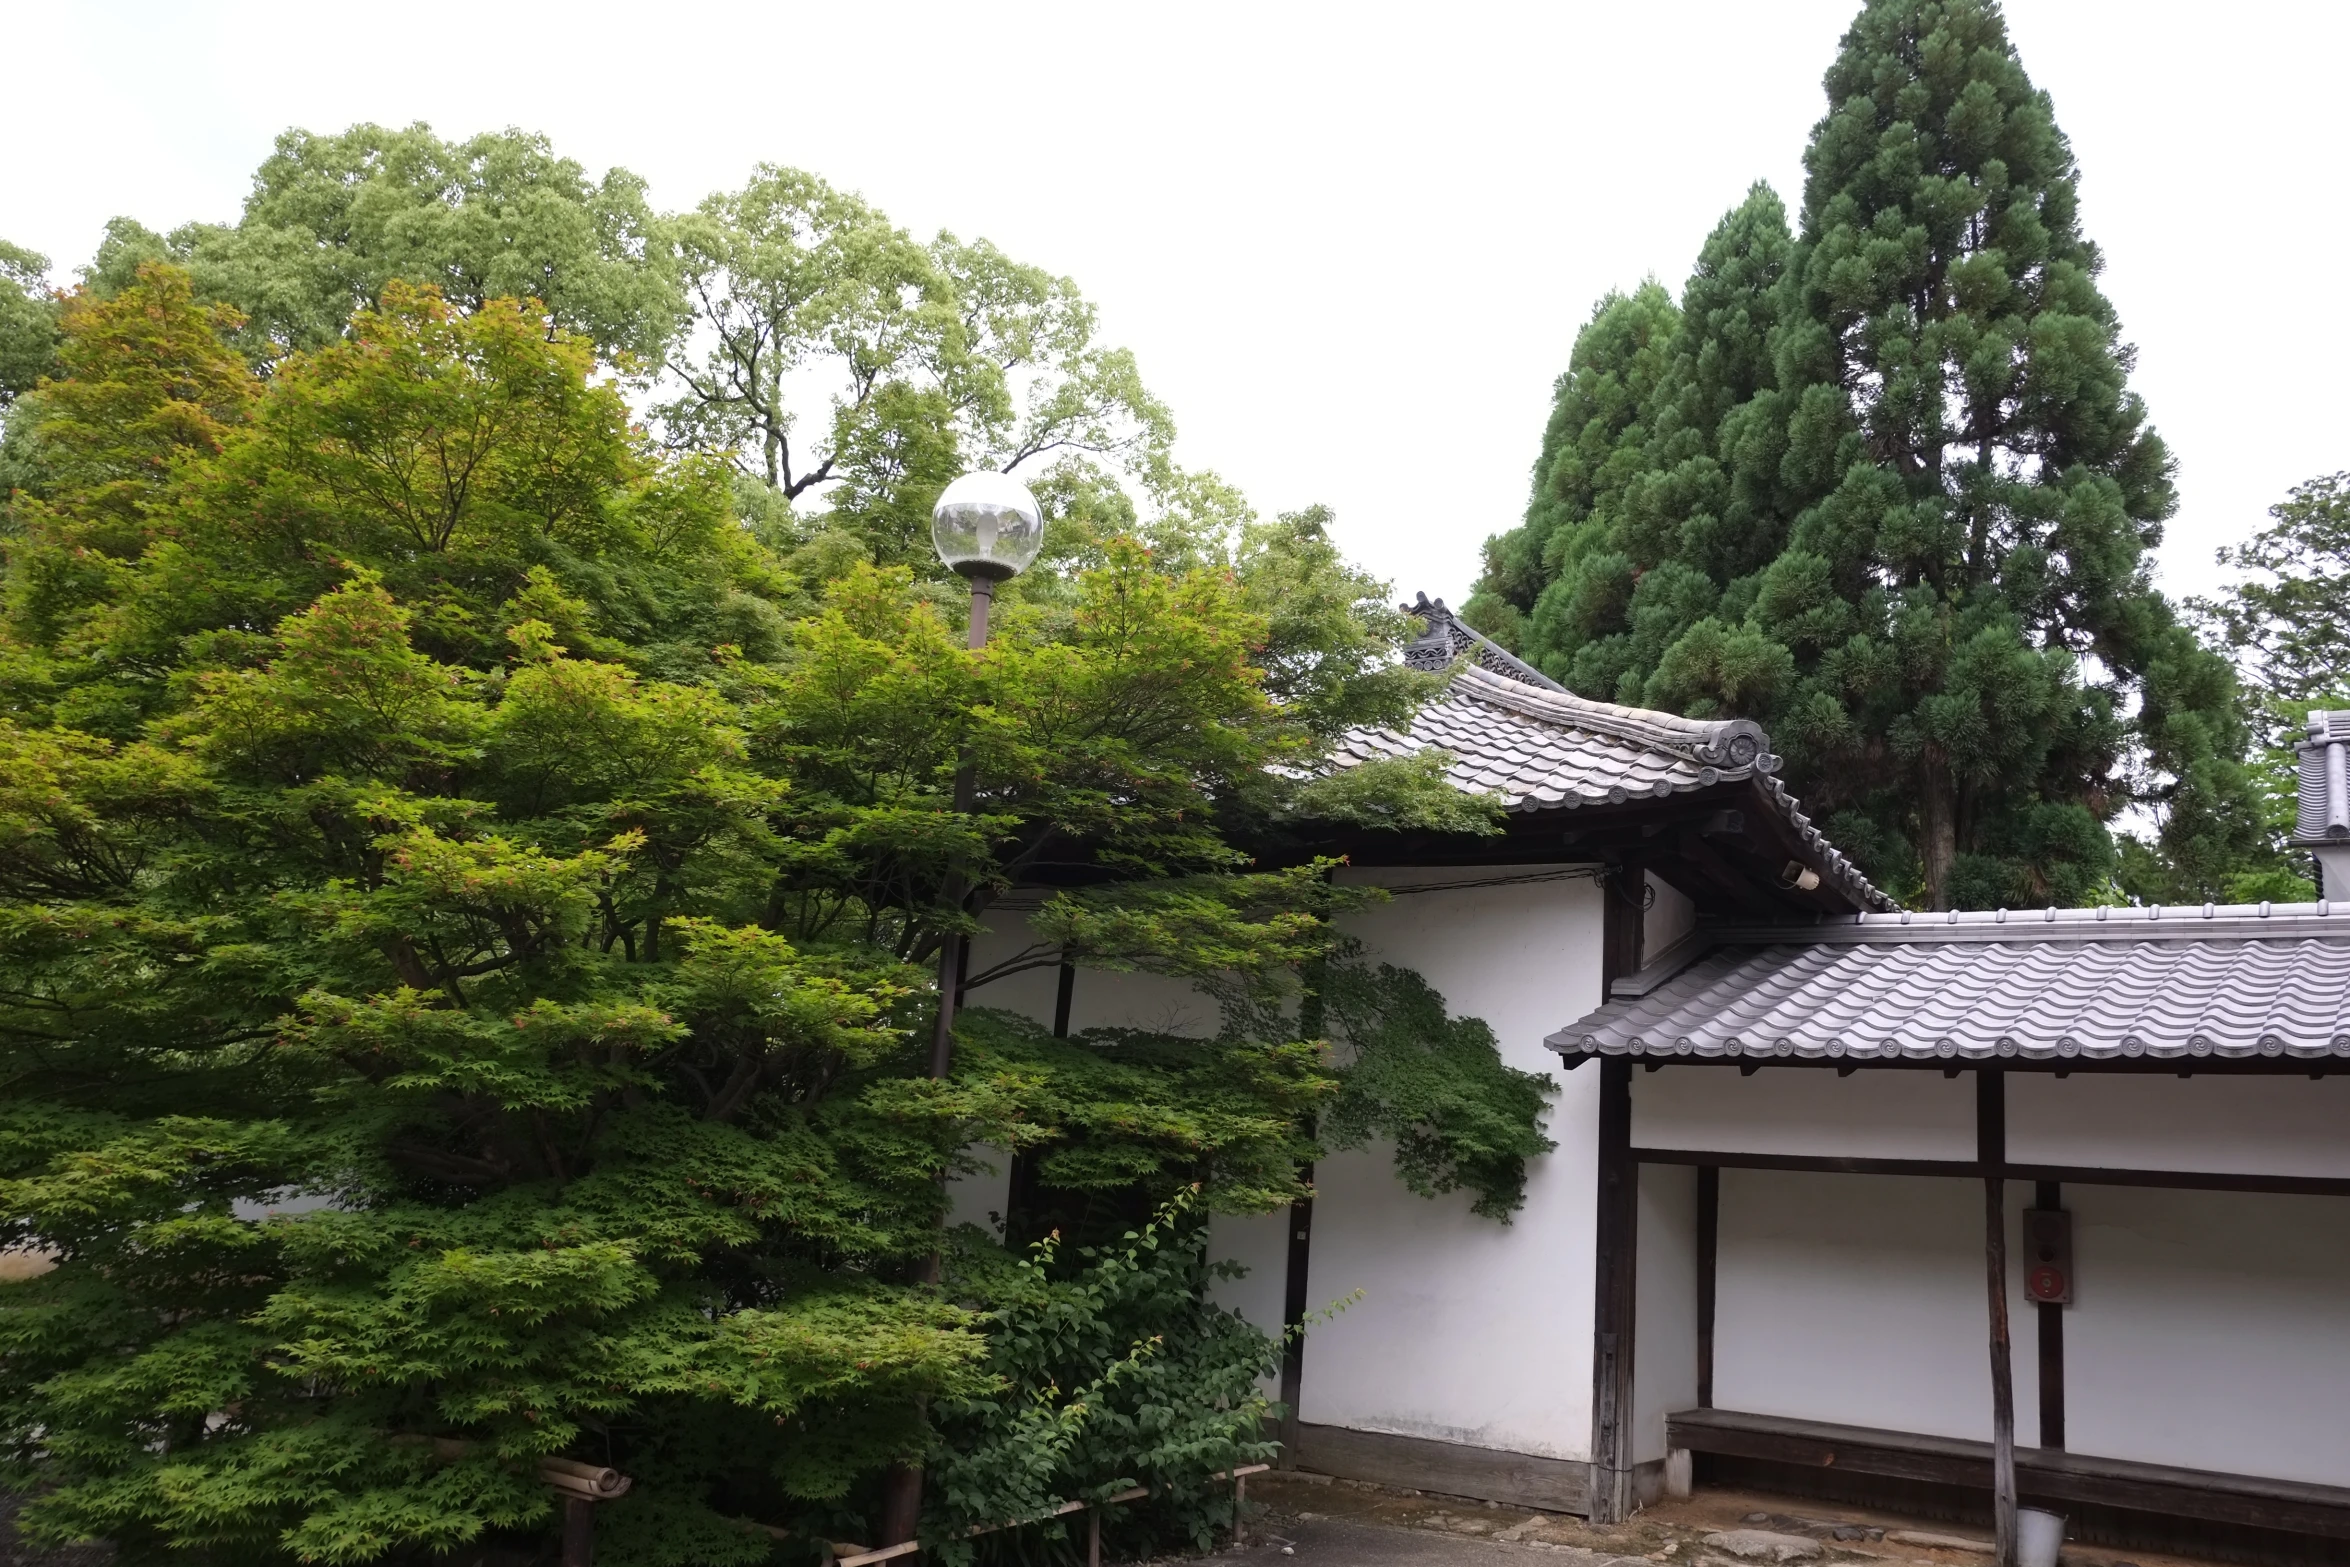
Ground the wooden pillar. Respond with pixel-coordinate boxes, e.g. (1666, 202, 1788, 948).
(1052, 959, 1076, 1038)
(1277, 1176, 1315, 1464)
(1978, 1068, 2017, 1567)
(562, 1497, 595, 1567)
(1695, 1164, 1719, 1409)
(2034, 1180, 2064, 1451)
(1588, 1055, 1638, 1522)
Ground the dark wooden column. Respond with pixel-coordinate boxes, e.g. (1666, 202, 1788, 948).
(1052, 959, 1077, 1038)
(1695, 1164, 1719, 1409)
(562, 1497, 595, 1567)
(1277, 1178, 1314, 1464)
(2034, 1179, 2064, 1450)
(1588, 1055, 1639, 1522)
(1978, 1068, 2017, 1567)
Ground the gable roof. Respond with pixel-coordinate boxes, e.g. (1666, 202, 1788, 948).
(1548, 903, 2350, 1067)
(1336, 597, 1895, 912)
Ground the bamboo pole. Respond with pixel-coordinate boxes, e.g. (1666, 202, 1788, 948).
(829, 1465, 1269, 1567)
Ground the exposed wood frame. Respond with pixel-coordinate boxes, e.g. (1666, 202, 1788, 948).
(1626, 1146, 2350, 1199)
(1588, 1056, 1638, 1523)
(1277, 1179, 1314, 1465)
(1291, 1423, 1591, 1513)
(1695, 1165, 1719, 1410)
(1979, 1068, 2019, 1567)
(1051, 960, 1076, 1038)
(1668, 1407, 2350, 1540)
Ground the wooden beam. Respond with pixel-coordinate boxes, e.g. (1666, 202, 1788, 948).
(1627, 1145, 2350, 1199)
(1671, 828, 1785, 919)
(1052, 960, 1075, 1038)
(1979, 1069, 2018, 1567)
(1601, 861, 1647, 995)
(1668, 1407, 2350, 1539)
(1292, 1424, 1590, 1513)
(1696, 1165, 1718, 1410)
(1588, 1056, 1638, 1522)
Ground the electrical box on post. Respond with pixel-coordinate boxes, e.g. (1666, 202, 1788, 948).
(2023, 1207, 2071, 1304)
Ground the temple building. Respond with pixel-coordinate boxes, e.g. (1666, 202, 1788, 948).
(955, 599, 2350, 1559)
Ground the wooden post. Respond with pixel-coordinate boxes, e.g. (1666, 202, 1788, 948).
(1277, 1177, 1314, 1464)
(1979, 1068, 2017, 1567)
(1234, 1470, 1249, 1546)
(1588, 1055, 1638, 1523)
(2034, 1180, 2064, 1451)
(1695, 1164, 1718, 1410)
(562, 1496, 595, 1567)
(1053, 959, 1077, 1038)
(1087, 1504, 1102, 1567)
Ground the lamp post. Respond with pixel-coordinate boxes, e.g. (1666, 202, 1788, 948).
(877, 471, 1045, 1553)
(925, 469, 1044, 1083)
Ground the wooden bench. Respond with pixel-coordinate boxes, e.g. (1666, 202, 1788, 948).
(1668, 1408, 2350, 1541)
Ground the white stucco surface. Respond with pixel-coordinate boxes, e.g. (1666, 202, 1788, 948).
(955, 878, 1609, 1462)
(2008, 1073, 2350, 1179)
(1633, 1163, 1699, 1466)
(2062, 1184, 2350, 1485)
(1632, 1067, 1977, 1161)
(1207, 1207, 1292, 1340)
(947, 1143, 1012, 1238)
(1644, 872, 1697, 960)
(1295, 866, 1603, 1459)
(1713, 1170, 2039, 1442)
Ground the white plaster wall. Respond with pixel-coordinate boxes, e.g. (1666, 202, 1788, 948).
(1633, 1163, 1700, 1466)
(1633, 1067, 1977, 1161)
(1713, 1171, 2039, 1443)
(2008, 1074, 2350, 1180)
(1644, 873, 1697, 961)
(948, 1143, 1012, 1238)
(962, 911, 1222, 1039)
(2062, 1185, 2350, 1486)
(1208, 1207, 1293, 1384)
(1296, 866, 1603, 1460)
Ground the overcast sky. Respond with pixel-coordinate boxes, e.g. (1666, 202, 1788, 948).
(8, 1, 2344, 609)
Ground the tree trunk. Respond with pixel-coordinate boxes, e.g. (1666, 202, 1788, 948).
(1920, 747, 1958, 909)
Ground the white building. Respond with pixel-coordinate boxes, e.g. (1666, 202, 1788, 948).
(958, 600, 2350, 1558)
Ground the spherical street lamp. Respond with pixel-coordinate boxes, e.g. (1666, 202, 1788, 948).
(932, 470, 1044, 649)
(923, 470, 1046, 1090)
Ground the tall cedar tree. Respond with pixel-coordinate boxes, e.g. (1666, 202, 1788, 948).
(0, 266, 1552, 1566)
(1466, 0, 2256, 908)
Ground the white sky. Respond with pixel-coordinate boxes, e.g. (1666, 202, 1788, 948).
(7, 1, 2345, 610)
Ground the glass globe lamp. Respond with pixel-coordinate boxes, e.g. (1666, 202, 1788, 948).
(931, 471, 1045, 581)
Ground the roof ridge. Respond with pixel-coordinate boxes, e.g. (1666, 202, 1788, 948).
(1699, 899, 2350, 944)
(1398, 594, 1565, 692)
(1449, 664, 1780, 774)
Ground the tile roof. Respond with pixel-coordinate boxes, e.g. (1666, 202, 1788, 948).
(2292, 710, 2350, 845)
(1336, 598, 1895, 911)
(1548, 903, 2350, 1065)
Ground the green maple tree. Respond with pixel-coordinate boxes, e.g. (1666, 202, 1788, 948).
(0, 261, 1551, 1566)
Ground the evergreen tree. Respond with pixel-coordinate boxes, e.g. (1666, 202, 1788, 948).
(1468, 0, 2256, 908)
